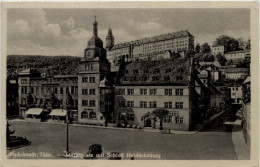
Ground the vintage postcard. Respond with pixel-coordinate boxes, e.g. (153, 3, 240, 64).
(1, 1, 259, 167)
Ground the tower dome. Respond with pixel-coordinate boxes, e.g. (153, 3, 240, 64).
(88, 16, 103, 48)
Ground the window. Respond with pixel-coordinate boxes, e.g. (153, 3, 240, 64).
(60, 88, 63, 94)
(176, 102, 183, 109)
(90, 77, 95, 83)
(89, 89, 96, 95)
(127, 89, 134, 95)
(127, 113, 135, 120)
(74, 100, 78, 106)
(89, 100, 96, 107)
(31, 88, 34, 94)
(21, 79, 28, 84)
(150, 89, 157, 95)
(41, 88, 44, 94)
(176, 89, 183, 95)
(176, 76, 183, 81)
(82, 89, 88, 95)
(165, 89, 172, 95)
(81, 111, 88, 119)
(21, 87, 27, 94)
(54, 88, 57, 94)
(36, 87, 39, 94)
(236, 87, 238, 91)
(66, 87, 69, 94)
(82, 100, 88, 106)
(176, 117, 184, 124)
(119, 100, 125, 107)
(127, 101, 134, 107)
(164, 115, 172, 123)
(140, 89, 147, 95)
(140, 101, 147, 108)
(150, 101, 157, 108)
(71, 87, 75, 94)
(82, 77, 88, 83)
(165, 102, 172, 108)
(89, 112, 96, 119)
(118, 89, 125, 95)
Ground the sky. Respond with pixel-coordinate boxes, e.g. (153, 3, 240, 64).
(7, 8, 250, 57)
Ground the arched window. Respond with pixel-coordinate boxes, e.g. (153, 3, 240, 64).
(81, 111, 88, 119)
(89, 112, 97, 119)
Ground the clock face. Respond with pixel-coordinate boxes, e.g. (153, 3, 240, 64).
(85, 50, 94, 59)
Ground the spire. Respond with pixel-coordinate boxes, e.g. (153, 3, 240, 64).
(106, 27, 114, 49)
(93, 15, 98, 36)
(108, 27, 113, 36)
(87, 15, 103, 48)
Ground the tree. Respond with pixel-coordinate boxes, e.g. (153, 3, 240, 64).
(26, 93, 33, 108)
(195, 43, 201, 53)
(213, 35, 240, 53)
(216, 53, 227, 66)
(152, 108, 169, 130)
(51, 93, 59, 108)
(201, 43, 211, 54)
(66, 92, 74, 111)
(203, 53, 215, 62)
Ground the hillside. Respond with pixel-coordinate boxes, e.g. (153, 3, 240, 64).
(7, 55, 81, 79)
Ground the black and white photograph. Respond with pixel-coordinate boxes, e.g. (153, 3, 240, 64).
(1, 2, 259, 167)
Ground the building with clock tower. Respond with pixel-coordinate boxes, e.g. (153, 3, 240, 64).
(78, 16, 113, 125)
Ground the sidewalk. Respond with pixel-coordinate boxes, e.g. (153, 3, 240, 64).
(10, 110, 226, 135)
(232, 124, 250, 160)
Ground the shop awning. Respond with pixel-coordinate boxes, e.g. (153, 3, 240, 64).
(49, 109, 67, 116)
(25, 108, 43, 115)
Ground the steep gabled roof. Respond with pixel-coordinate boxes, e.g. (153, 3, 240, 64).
(115, 58, 191, 86)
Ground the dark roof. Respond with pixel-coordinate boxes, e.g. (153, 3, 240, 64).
(225, 50, 246, 54)
(226, 68, 250, 73)
(111, 30, 193, 50)
(115, 58, 191, 86)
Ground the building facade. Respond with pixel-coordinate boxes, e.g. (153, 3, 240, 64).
(224, 50, 247, 60)
(106, 29, 194, 65)
(212, 45, 224, 56)
(225, 68, 250, 79)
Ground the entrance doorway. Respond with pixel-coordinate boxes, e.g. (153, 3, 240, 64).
(145, 119, 152, 127)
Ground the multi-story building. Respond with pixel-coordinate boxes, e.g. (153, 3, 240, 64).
(18, 68, 79, 121)
(229, 85, 243, 105)
(225, 68, 250, 79)
(224, 50, 247, 61)
(113, 58, 209, 131)
(77, 17, 113, 126)
(212, 45, 224, 56)
(6, 79, 19, 117)
(106, 29, 194, 65)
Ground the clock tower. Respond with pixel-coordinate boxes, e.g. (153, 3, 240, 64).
(78, 16, 113, 126)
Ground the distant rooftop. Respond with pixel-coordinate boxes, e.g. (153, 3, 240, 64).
(225, 50, 246, 54)
(115, 58, 191, 86)
(226, 68, 250, 73)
